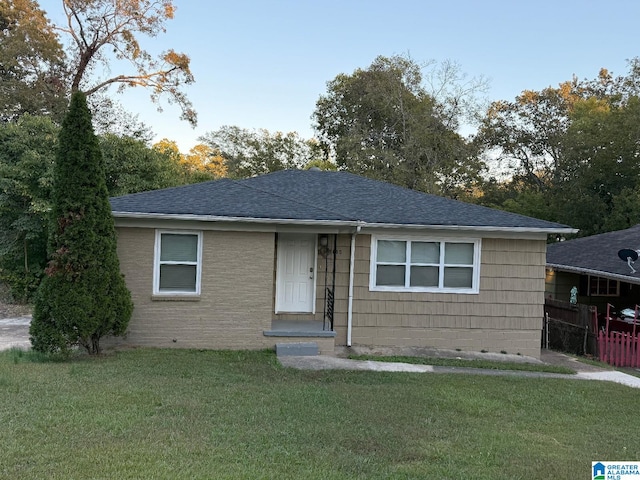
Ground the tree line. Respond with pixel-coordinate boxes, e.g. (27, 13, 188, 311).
(3, 0, 640, 306)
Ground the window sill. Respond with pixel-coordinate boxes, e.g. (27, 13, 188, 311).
(370, 286, 478, 294)
(151, 294, 201, 302)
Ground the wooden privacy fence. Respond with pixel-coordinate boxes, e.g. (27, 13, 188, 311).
(544, 298, 593, 327)
(598, 303, 640, 367)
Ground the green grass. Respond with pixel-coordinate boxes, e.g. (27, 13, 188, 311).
(617, 366, 640, 378)
(349, 354, 576, 374)
(1, 348, 637, 479)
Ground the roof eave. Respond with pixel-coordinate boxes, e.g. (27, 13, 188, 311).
(112, 211, 576, 234)
(547, 263, 640, 285)
(111, 211, 358, 227)
(361, 222, 577, 234)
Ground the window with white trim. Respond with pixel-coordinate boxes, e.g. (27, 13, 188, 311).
(154, 230, 202, 295)
(370, 236, 481, 293)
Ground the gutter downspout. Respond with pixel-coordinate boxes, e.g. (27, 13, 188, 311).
(347, 224, 361, 347)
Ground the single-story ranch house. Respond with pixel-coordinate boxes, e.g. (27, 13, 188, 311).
(109, 169, 575, 359)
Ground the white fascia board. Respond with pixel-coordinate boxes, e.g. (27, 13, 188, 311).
(547, 263, 640, 285)
(112, 211, 357, 227)
(113, 218, 355, 234)
(112, 211, 577, 236)
(359, 223, 577, 240)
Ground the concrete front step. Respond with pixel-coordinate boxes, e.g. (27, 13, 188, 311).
(276, 342, 319, 357)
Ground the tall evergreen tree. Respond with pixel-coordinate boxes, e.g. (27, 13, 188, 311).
(30, 92, 133, 356)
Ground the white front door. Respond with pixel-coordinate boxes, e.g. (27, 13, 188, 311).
(275, 233, 316, 313)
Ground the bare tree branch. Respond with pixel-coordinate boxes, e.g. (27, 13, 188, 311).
(55, 0, 196, 125)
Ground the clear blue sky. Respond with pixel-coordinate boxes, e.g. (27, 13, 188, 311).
(39, 0, 640, 151)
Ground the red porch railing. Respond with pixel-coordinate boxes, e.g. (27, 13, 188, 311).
(598, 303, 640, 367)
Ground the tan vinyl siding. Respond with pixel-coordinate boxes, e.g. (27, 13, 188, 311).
(342, 234, 547, 358)
(112, 227, 275, 350)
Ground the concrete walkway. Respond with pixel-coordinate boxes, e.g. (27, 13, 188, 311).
(278, 350, 640, 389)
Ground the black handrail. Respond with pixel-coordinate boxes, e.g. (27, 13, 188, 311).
(326, 287, 334, 331)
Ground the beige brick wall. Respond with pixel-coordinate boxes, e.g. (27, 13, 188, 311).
(112, 227, 275, 350)
(334, 234, 547, 359)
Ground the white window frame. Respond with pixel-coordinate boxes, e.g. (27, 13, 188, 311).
(153, 229, 203, 296)
(369, 235, 481, 294)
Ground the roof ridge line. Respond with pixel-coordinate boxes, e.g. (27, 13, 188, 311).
(230, 176, 359, 222)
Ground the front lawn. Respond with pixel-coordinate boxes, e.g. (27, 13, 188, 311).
(0, 348, 636, 479)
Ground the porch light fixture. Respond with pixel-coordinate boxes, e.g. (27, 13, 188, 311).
(319, 234, 330, 258)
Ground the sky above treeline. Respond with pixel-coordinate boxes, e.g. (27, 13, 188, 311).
(38, 0, 640, 151)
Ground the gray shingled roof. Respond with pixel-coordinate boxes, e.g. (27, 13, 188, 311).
(110, 170, 573, 231)
(547, 224, 640, 284)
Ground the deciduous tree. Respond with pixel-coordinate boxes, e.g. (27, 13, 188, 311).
(182, 143, 227, 180)
(100, 133, 183, 196)
(476, 60, 640, 236)
(0, 119, 187, 301)
(1, 0, 195, 126)
(0, 115, 57, 300)
(0, 0, 68, 122)
(90, 94, 154, 142)
(477, 82, 580, 193)
(556, 95, 640, 235)
(313, 55, 485, 195)
(200, 126, 323, 178)
(56, 0, 196, 124)
(152, 138, 182, 163)
(152, 138, 227, 182)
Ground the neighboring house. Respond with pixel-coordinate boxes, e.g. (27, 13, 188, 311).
(546, 224, 640, 315)
(109, 169, 574, 358)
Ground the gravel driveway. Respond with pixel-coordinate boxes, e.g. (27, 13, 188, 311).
(0, 316, 32, 351)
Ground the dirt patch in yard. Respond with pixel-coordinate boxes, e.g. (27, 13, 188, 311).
(0, 302, 32, 319)
(0, 284, 32, 319)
